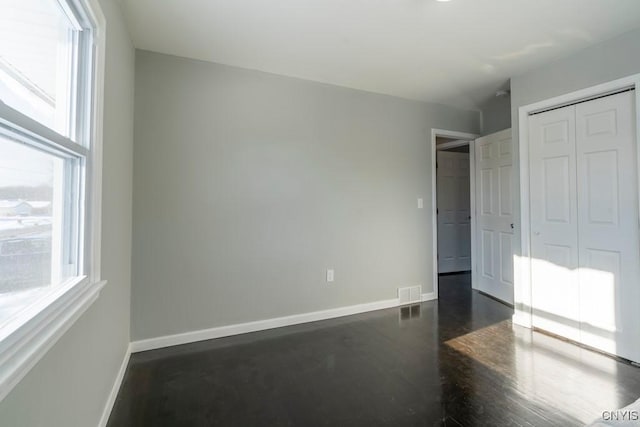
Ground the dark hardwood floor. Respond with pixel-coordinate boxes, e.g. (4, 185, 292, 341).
(108, 273, 640, 426)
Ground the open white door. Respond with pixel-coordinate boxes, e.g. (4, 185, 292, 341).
(436, 150, 471, 273)
(474, 129, 514, 304)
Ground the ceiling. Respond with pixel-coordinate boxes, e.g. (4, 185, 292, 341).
(121, 0, 640, 110)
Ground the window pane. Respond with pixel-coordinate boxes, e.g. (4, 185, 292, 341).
(0, 0, 75, 136)
(0, 134, 73, 326)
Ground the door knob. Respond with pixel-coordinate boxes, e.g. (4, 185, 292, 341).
(533, 231, 541, 236)
(510, 223, 514, 229)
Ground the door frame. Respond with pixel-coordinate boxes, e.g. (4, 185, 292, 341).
(431, 129, 479, 300)
(514, 73, 640, 328)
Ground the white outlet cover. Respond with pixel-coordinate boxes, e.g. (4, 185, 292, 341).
(417, 198, 423, 209)
(326, 269, 335, 282)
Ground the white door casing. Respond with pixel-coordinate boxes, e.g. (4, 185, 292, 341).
(475, 129, 514, 304)
(436, 151, 471, 273)
(528, 90, 640, 361)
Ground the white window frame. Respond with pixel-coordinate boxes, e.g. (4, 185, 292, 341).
(0, 0, 106, 402)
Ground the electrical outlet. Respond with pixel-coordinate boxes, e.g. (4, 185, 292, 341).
(326, 269, 335, 283)
(417, 198, 424, 209)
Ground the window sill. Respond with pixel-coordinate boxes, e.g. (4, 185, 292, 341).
(0, 277, 106, 402)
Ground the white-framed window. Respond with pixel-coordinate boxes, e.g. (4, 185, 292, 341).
(0, 0, 105, 401)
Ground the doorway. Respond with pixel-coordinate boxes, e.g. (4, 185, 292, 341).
(431, 129, 477, 299)
(436, 139, 471, 274)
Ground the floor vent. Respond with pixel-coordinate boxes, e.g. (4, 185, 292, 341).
(398, 286, 422, 305)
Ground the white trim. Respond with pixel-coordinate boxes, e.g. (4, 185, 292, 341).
(84, 0, 106, 284)
(0, 279, 106, 402)
(436, 139, 469, 151)
(0, 104, 90, 157)
(469, 141, 477, 290)
(430, 128, 479, 299)
(98, 344, 131, 427)
(131, 298, 403, 353)
(421, 292, 437, 302)
(514, 73, 640, 328)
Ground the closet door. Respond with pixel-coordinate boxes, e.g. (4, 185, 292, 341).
(575, 91, 640, 361)
(529, 105, 581, 342)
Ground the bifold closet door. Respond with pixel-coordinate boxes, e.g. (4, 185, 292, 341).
(529, 90, 640, 362)
(529, 105, 581, 342)
(575, 91, 640, 361)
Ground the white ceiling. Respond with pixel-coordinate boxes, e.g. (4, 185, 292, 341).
(121, 0, 640, 110)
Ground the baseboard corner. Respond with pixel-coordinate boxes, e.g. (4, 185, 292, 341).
(98, 343, 131, 427)
(512, 312, 532, 328)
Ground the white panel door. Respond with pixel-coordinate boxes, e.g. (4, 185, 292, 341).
(529, 105, 581, 342)
(575, 91, 640, 361)
(529, 90, 640, 362)
(437, 151, 471, 273)
(475, 129, 514, 304)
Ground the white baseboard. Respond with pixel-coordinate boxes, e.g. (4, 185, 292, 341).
(98, 344, 131, 427)
(421, 292, 436, 302)
(131, 297, 406, 353)
(101, 293, 441, 422)
(512, 311, 532, 328)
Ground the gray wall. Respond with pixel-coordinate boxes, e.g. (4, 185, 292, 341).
(510, 27, 640, 310)
(480, 94, 511, 135)
(0, 0, 134, 425)
(132, 51, 480, 341)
